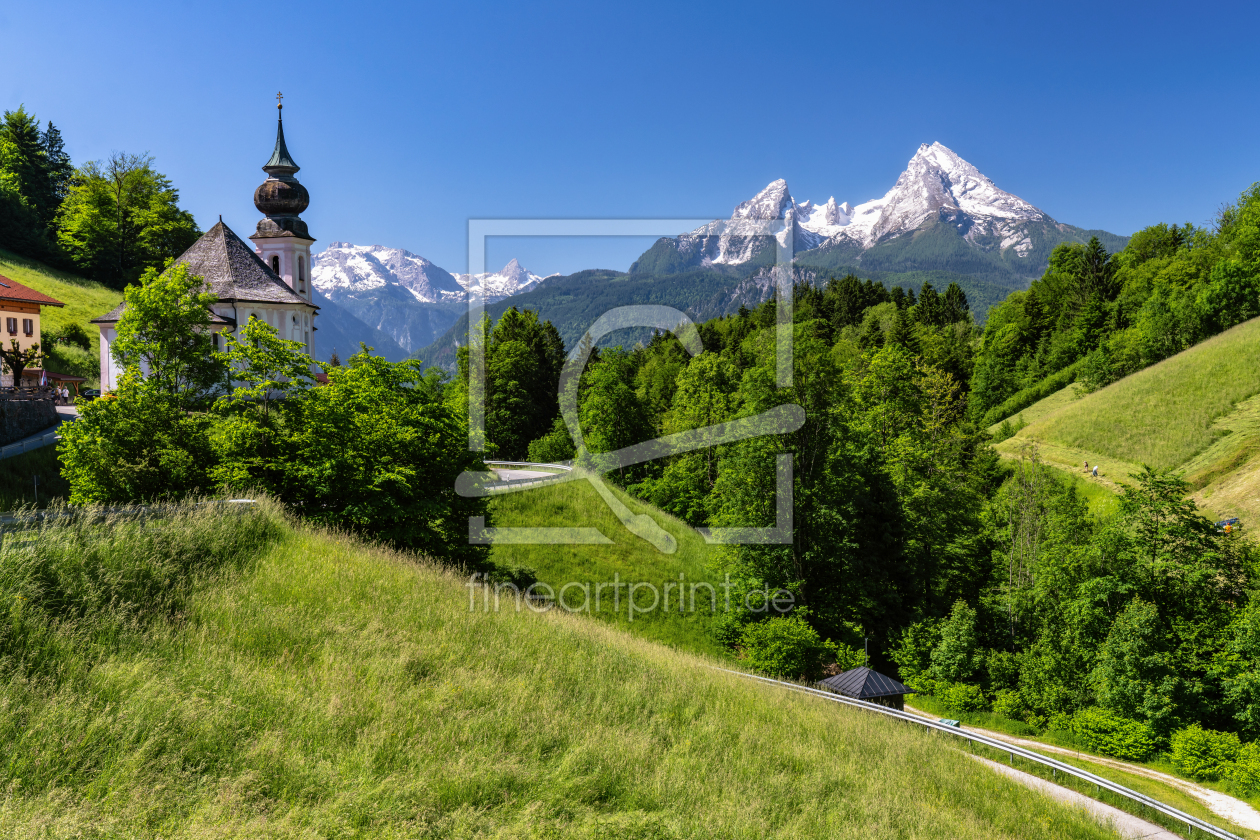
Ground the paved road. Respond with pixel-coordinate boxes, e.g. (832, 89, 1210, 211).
(970, 755, 1183, 839)
(490, 468, 560, 482)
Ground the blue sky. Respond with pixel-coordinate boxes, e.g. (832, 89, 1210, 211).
(2, 0, 1256, 277)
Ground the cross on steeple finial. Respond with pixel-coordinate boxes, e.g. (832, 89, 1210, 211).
(276, 91, 284, 111)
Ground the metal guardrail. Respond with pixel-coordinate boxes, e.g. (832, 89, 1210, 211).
(717, 667, 1242, 840)
(0, 426, 61, 460)
(0, 499, 258, 529)
(484, 460, 572, 471)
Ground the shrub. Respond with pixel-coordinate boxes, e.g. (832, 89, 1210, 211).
(938, 681, 987, 714)
(527, 415, 576, 463)
(992, 688, 1028, 721)
(740, 616, 833, 681)
(930, 600, 980, 682)
(1170, 724, 1241, 781)
(1228, 742, 1260, 794)
(1071, 707, 1157, 761)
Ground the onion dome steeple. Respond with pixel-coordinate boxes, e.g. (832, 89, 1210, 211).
(253, 93, 311, 238)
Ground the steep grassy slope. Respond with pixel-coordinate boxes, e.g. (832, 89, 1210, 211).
(487, 478, 726, 657)
(0, 247, 120, 380)
(996, 315, 1260, 523)
(0, 507, 1119, 839)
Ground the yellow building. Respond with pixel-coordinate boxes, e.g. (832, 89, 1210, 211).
(0, 273, 65, 386)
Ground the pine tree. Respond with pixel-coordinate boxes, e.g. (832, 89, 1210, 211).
(0, 106, 55, 226)
(942, 282, 970, 324)
(40, 121, 73, 213)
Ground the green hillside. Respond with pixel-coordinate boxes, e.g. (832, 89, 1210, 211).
(0, 246, 120, 382)
(0, 501, 1118, 839)
(996, 314, 1260, 524)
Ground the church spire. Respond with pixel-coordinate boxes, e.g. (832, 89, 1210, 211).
(263, 92, 300, 176)
(253, 94, 311, 238)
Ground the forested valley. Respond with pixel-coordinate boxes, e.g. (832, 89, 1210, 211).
(456, 178, 1260, 781)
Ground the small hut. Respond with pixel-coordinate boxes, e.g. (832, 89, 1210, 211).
(817, 666, 910, 711)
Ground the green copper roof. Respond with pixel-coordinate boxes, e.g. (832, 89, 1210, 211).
(263, 114, 300, 175)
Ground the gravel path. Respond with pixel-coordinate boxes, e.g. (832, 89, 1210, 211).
(970, 755, 1183, 839)
(907, 705, 1260, 833)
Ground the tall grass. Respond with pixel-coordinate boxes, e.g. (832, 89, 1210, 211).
(0, 513, 1118, 838)
(1016, 316, 1260, 469)
(487, 478, 727, 658)
(0, 499, 285, 680)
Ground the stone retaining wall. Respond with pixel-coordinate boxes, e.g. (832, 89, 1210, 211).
(0, 399, 57, 446)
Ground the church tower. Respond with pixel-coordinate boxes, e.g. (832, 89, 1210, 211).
(250, 94, 315, 314)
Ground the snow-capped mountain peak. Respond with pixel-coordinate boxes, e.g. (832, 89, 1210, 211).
(654, 142, 1053, 271)
(313, 242, 465, 303)
(453, 259, 552, 301)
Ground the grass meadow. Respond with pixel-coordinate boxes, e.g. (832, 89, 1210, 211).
(1011, 316, 1260, 470)
(486, 477, 727, 658)
(0, 499, 1122, 839)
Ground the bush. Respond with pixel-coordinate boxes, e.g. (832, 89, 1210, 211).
(1170, 724, 1241, 781)
(1071, 707, 1157, 761)
(1228, 742, 1260, 794)
(992, 688, 1028, 721)
(59, 373, 218, 503)
(930, 600, 980, 683)
(938, 681, 987, 714)
(527, 415, 576, 463)
(740, 616, 833, 681)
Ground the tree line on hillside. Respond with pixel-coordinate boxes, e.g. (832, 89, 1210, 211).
(970, 183, 1260, 423)
(0, 105, 199, 287)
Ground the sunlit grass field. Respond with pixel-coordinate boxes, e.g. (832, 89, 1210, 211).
(0, 500, 1121, 839)
(1010, 316, 1260, 470)
(487, 477, 727, 658)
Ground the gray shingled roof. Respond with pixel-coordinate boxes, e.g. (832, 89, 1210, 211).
(818, 666, 910, 699)
(173, 221, 310, 305)
(91, 221, 314, 323)
(91, 302, 236, 326)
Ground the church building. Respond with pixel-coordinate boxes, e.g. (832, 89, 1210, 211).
(93, 99, 319, 390)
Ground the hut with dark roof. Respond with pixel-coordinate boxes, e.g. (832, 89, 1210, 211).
(817, 666, 910, 711)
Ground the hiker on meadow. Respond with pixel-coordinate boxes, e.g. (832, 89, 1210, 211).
(1092, 465, 1099, 478)
(1084, 460, 1089, 471)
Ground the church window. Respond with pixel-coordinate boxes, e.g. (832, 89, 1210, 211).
(298, 257, 306, 292)
(271, 255, 280, 275)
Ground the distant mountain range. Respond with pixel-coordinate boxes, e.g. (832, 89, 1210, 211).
(310, 243, 551, 360)
(411, 142, 1128, 369)
(632, 142, 1127, 286)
